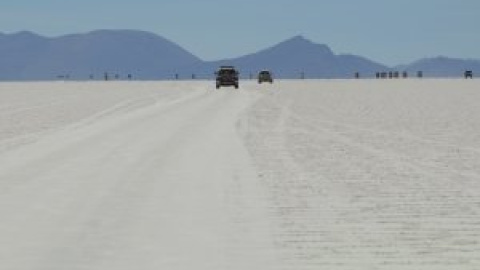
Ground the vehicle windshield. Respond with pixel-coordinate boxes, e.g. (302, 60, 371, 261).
(219, 69, 236, 75)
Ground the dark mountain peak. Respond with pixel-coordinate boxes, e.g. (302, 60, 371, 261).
(59, 29, 172, 44)
(0, 31, 48, 51)
(419, 56, 452, 63)
(6, 31, 45, 40)
(434, 55, 451, 60)
(412, 56, 474, 66)
(12, 30, 38, 36)
(278, 35, 319, 48)
(284, 35, 312, 44)
(84, 29, 162, 39)
(400, 56, 480, 77)
(270, 35, 334, 57)
(52, 29, 201, 63)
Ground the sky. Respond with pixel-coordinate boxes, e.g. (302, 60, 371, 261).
(1, 0, 479, 65)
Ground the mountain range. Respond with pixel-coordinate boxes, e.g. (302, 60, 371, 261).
(0, 30, 478, 80)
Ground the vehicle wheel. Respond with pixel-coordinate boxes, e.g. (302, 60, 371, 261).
(235, 84, 239, 89)
(216, 84, 220, 89)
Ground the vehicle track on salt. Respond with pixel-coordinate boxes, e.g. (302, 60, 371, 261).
(0, 82, 279, 270)
(1, 80, 479, 270)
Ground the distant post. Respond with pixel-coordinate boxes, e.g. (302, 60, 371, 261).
(301, 72, 305, 80)
(104, 72, 109, 81)
(355, 72, 360, 79)
(417, 71, 423, 78)
(402, 71, 408, 78)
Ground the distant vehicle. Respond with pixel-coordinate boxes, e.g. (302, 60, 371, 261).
(258, 70, 273, 84)
(465, 70, 473, 79)
(215, 66, 239, 89)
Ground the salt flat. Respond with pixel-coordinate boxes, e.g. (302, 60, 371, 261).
(0, 80, 479, 269)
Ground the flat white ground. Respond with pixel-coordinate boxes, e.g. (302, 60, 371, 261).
(0, 80, 479, 270)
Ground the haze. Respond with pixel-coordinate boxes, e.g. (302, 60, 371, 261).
(1, 0, 480, 65)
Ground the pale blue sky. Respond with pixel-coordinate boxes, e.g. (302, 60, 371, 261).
(1, 0, 479, 65)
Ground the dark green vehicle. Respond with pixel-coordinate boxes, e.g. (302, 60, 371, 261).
(215, 66, 239, 89)
(465, 70, 473, 79)
(258, 70, 273, 84)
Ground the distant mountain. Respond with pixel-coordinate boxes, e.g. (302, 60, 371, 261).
(0, 31, 50, 80)
(0, 30, 478, 80)
(192, 36, 387, 79)
(0, 30, 202, 80)
(398, 56, 480, 77)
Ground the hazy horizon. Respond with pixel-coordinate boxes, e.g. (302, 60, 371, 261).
(1, 0, 480, 65)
